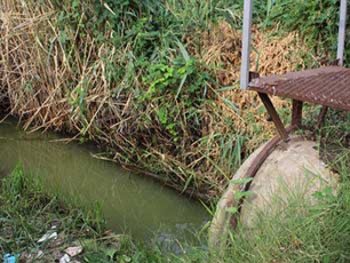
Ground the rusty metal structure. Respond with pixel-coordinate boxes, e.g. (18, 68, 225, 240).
(209, 1, 349, 246)
(241, 0, 348, 141)
(236, 0, 348, 217)
(249, 66, 350, 141)
(250, 66, 350, 111)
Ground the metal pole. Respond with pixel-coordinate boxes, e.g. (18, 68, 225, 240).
(337, 0, 347, 66)
(240, 0, 253, 90)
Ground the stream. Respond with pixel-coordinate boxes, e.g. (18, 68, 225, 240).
(0, 118, 209, 242)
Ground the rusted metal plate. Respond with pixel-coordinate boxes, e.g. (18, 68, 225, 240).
(249, 66, 350, 111)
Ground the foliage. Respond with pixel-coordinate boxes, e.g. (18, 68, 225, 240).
(5, 156, 350, 262)
(0, 0, 246, 198)
(0, 167, 172, 262)
(1, 0, 349, 200)
(256, 0, 348, 64)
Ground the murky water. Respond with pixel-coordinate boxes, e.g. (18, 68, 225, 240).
(0, 118, 209, 241)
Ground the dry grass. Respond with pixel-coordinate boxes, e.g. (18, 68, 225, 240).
(0, 1, 316, 199)
(198, 21, 316, 166)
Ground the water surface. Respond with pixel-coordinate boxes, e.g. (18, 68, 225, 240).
(0, 118, 209, 241)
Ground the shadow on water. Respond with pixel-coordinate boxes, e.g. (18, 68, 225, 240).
(0, 118, 209, 243)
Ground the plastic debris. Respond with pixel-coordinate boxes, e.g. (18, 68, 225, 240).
(64, 246, 83, 257)
(3, 254, 19, 263)
(37, 231, 58, 243)
(59, 254, 70, 263)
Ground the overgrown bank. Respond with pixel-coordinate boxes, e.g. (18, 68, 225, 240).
(0, 166, 182, 262)
(0, 0, 346, 198)
(2, 142, 350, 262)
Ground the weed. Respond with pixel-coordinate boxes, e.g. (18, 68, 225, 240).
(0, 0, 346, 200)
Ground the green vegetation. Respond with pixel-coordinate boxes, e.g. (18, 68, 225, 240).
(223, 136, 350, 263)
(2, 1, 350, 260)
(2, 0, 347, 198)
(1, 166, 119, 262)
(0, 166, 194, 262)
(260, 0, 341, 63)
(1, 139, 350, 262)
(1, 0, 246, 197)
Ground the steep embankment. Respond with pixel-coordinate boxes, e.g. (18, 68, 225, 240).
(0, 0, 326, 198)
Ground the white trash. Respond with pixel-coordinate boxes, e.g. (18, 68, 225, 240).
(64, 246, 83, 257)
(59, 254, 70, 263)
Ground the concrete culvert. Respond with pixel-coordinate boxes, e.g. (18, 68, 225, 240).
(209, 136, 338, 251)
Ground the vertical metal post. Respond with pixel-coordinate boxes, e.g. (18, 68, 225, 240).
(337, 0, 347, 66)
(291, 100, 303, 128)
(240, 0, 253, 90)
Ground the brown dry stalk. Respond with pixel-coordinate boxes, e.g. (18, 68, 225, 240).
(0, 2, 313, 199)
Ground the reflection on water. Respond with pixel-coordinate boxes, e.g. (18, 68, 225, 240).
(0, 118, 209, 241)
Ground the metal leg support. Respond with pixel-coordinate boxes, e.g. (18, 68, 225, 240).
(258, 92, 289, 141)
(317, 106, 328, 129)
(292, 100, 303, 128)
